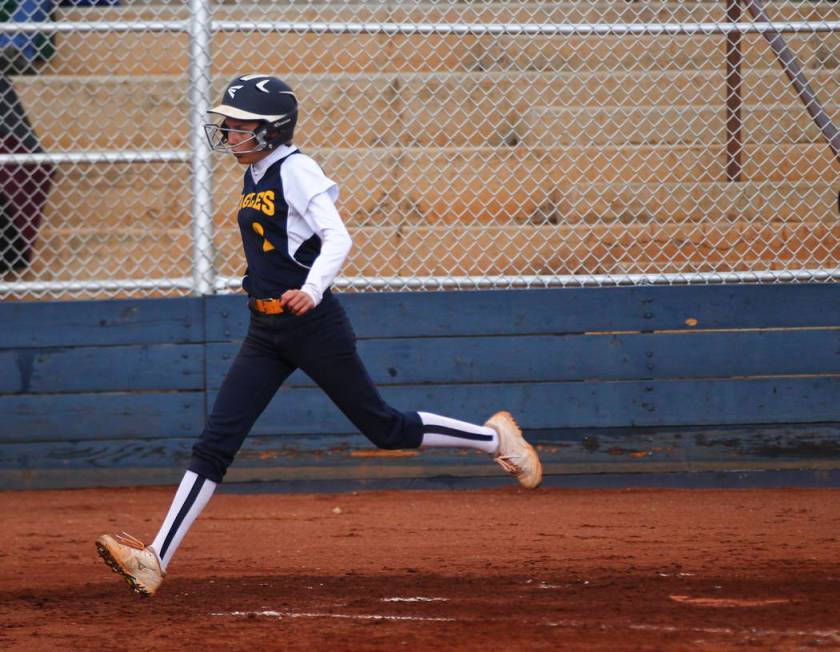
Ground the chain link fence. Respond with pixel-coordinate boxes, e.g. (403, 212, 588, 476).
(0, 0, 838, 301)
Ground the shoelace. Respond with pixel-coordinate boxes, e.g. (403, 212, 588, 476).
(495, 455, 522, 476)
(115, 532, 146, 550)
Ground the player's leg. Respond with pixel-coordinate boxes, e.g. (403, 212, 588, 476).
(96, 318, 296, 594)
(153, 321, 296, 567)
(294, 295, 542, 487)
(188, 323, 295, 484)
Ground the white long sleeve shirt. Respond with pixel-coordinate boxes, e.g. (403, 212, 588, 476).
(247, 144, 353, 306)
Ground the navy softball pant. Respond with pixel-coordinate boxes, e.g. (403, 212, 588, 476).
(189, 291, 424, 483)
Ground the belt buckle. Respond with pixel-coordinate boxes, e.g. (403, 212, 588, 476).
(254, 298, 284, 315)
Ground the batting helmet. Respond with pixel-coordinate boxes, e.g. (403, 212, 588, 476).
(204, 74, 298, 153)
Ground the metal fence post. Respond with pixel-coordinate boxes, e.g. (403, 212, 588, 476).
(187, 0, 215, 295)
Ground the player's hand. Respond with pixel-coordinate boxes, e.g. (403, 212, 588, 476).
(281, 289, 315, 316)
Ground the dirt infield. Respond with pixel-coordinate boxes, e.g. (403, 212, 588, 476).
(2, 486, 840, 651)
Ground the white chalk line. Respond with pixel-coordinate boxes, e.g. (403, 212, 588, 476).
(211, 610, 455, 623)
(381, 597, 449, 603)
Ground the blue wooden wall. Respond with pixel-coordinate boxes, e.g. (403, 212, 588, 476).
(2, 285, 840, 489)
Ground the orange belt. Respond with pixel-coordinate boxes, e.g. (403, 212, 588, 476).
(250, 297, 285, 315)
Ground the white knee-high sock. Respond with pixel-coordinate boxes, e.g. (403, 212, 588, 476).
(149, 470, 217, 572)
(418, 411, 499, 454)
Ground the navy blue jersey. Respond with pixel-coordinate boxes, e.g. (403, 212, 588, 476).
(237, 150, 322, 298)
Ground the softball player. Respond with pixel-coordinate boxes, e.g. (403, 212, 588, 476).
(95, 74, 542, 596)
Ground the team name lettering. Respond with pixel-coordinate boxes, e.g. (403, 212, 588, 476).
(239, 190, 275, 217)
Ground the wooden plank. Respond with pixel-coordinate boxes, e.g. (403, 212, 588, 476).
(341, 222, 840, 279)
(41, 174, 839, 232)
(55, 2, 731, 25)
(531, 422, 840, 466)
(0, 392, 204, 443)
(41, 145, 840, 222)
(206, 329, 840, 389)
(0, 435, 348, 470)
(4, 422, 840, 489)
(0, 297, 204, 348)
(6, 459, 840, 491)
(523, 104, 840, 147)
(4, 424, 838, 471)
(205, 285, 840, 341)
(221, 376, 840, 435)
(49, 18, 840, 76)
(35, 220, 840, 292)
(20, 72, 840, 151)
(0, 343, 204, 395)
(56, 2, 840, 26)
(35, 218, 840, 293)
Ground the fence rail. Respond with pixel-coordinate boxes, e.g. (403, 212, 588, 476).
(3, 19, 840, 36)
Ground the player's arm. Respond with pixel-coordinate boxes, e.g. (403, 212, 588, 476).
(282, 190, 352, 315)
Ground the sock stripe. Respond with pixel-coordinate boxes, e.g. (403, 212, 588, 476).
(159, 474, 206, 560)
(424, 424, 494, 442)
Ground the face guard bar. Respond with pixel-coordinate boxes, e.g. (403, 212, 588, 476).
(203, 114, 294, 154)
(203, 122, 265, 153)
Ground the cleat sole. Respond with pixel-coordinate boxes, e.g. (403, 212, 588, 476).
(95, 541, 151, 596)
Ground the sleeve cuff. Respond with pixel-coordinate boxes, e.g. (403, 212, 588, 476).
(301, 284, 322, 307)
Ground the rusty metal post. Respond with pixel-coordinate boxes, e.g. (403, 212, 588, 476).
(725, 0, 743, 182)
(745, 0, 840, 162)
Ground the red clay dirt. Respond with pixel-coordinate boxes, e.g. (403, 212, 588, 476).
(2, 486, 840, 651)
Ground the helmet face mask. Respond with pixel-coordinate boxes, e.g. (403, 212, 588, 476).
(204, 75, 298, 155)
(204, 122, 259, 152)
(203, 121, 278, 153)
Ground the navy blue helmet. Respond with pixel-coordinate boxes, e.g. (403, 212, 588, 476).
(204, 74, 298, 153)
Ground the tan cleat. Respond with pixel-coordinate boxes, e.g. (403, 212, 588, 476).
(485, 411, 543, 489)
(95, 532, 165, 596)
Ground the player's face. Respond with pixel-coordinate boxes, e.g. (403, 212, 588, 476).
(224, 118, 271, 165)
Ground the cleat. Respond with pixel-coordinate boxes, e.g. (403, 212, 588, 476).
(95, 532, 165, 596)
(485, 411, 542, 489)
